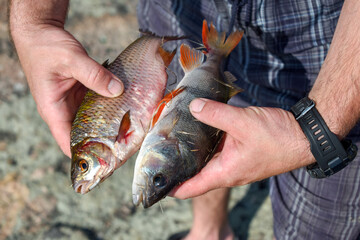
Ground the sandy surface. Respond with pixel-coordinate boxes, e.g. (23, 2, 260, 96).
(0, 1, 273, 239)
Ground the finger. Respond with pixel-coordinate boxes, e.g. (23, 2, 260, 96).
(170, 154, 226, 199)
(189, 98, 242, 134)
(70, 54, 124, 97)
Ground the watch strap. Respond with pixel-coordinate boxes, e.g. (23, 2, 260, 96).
(291, 97, 357, 178)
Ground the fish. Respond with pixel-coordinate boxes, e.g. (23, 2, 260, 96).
(132, 20, 243, 208)
(70, 34, 179, 194)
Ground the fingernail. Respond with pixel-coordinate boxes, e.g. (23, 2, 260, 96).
(108, 78, 124, 97)
(190, 98, 206, 113)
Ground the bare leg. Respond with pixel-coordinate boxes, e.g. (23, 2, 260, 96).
(184, 188, 234, 240)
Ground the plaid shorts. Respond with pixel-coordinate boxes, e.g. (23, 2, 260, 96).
(137, 0, 360, 239)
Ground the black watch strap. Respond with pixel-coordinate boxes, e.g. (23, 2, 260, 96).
(290, 97, 358, 178)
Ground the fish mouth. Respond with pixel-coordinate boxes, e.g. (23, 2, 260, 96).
(72, 163, 115, 194)
(132, 189, 144, 206)
(132, 175, 151, 207)
(73, 178, 101, 194)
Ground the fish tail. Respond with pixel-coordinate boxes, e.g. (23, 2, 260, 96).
(158, 46, 176, 67)
(202, 20, 243, 57)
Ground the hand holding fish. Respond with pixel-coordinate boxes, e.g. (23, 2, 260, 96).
(9, 0, 124, 157)
(171, 98, 316, 199)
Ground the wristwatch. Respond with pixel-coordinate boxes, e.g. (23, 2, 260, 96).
(290, 97, 358, 178)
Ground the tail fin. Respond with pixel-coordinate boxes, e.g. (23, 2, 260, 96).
(158, 46, 176, 67)
(202, 20, 243, 56)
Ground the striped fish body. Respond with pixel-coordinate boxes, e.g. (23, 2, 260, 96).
(132, 20, 243, 207)
(70, 35, 176, 194)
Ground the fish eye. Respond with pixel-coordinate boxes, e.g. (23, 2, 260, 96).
(153, 173, 167, 188)
(78, 159, 89, 173)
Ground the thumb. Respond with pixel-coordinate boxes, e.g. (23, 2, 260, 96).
(70, 54, 124, 97)
(189, 98, 241, 133)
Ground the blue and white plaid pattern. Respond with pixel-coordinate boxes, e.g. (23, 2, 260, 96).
(137, 1, 360, 239)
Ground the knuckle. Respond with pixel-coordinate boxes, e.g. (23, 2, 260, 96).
(86, 66, 109, 87)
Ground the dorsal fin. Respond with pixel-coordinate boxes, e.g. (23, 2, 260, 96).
(139, 29, 188, 41)
(179, 44, 204, 73)
(150, 86, 186, 128)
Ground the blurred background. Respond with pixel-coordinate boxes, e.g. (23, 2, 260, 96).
(0, 0, 273, 239)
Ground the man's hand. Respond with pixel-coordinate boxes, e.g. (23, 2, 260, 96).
(171, 98, 315, 199)
(9, 1, 124, 157)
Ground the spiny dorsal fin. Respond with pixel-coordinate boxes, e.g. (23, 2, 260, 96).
(150, 86, 186, 128)
(179, 44, 204, 73)
(202, 20, 243, 56)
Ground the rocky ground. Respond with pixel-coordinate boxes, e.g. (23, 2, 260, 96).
(0, 1, 273, 239)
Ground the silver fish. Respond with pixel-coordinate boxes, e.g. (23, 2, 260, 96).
(132, 20, 243, 207)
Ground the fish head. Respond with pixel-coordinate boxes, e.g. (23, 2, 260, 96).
(71, 139, 116, 194)
(132, 139, 184, 208)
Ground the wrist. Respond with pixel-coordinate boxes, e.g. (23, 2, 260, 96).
(290, 97, 358, 178)
(291, 112, 316, 166)
(9, 0, 68, 41)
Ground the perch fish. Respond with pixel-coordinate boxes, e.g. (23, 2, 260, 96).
(132, 20, 243, 207)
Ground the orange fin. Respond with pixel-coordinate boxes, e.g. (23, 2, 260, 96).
(151, 86, 186, 128)
(179, 44, 204, 73)
(158, 46, 176, 67)
(202, 19, 243, 56)
(116, 110, 134, 144)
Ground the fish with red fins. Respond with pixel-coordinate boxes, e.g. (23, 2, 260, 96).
(70, 34, 179, 194)
(132, 20, 243, 208)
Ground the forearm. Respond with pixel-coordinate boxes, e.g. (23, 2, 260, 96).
(9, 0, 69, 39)
(309, 0, 360, 139)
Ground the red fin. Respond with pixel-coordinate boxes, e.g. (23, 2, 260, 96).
(158, 46, 176, 67)
(116, 110, 134, 144)
(202, 19, 243, 56)
(179, 44, 204, 73)
(151, 87, 186, 128)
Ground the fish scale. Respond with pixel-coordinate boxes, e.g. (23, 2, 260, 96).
(70, 34, 178, 194)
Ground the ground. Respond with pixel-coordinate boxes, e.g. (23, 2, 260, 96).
(0, 1, 273, 239)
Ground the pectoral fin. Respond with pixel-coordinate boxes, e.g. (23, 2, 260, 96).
(151, 86, 186, 128)
(116, 110, 134, 144)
